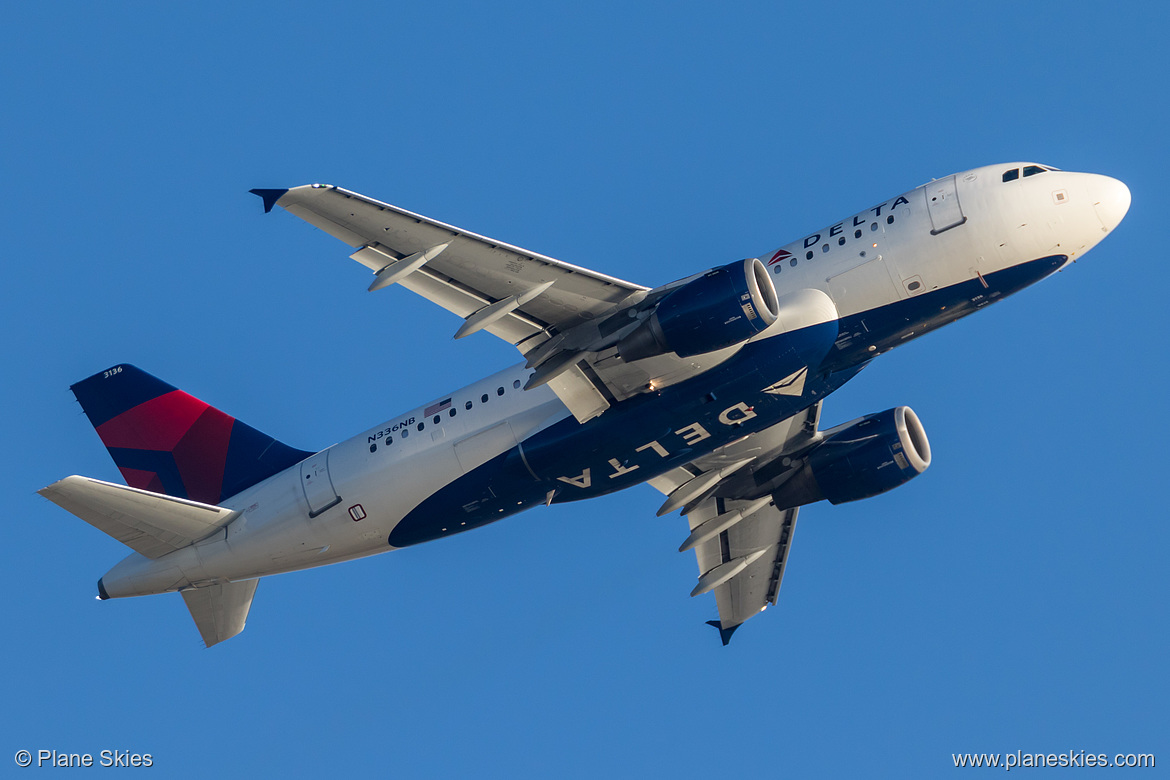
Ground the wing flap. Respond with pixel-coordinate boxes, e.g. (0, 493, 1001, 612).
(397, 264, 548, 346)
(687, 496, 800, 630)
(545, 363, 612, 423)
(39, 476, 239, 559)
(716, 504, 799, 627)
(180, 579, 259, 647)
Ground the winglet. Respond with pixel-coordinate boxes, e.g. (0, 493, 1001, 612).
(706, 619, 741, 646)
(249, 188, 289, 214)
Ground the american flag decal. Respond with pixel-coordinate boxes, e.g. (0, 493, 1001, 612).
(425, 398, 452, 416)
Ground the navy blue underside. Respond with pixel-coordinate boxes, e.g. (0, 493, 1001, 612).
(388, 255, 1067, 548)
(824, 254, 1067, 371)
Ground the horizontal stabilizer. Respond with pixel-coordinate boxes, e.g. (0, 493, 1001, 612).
(39, 476, 239, 559)
(181, 579, 258, 647)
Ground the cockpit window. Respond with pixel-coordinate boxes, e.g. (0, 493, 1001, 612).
(1002, 168, 1020, 182)
(1023, 165, 1047, 177)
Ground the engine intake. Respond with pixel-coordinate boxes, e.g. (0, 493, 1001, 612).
(772, 406, 932, 509)
(618, 258, 780, 361)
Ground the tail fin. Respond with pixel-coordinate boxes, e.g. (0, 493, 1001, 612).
(181, 580, 259, 648)
(71, 364, 311, 504)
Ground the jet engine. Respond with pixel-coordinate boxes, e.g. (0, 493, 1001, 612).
(618, 258, 780, 361)
(771, 406, 932, 509)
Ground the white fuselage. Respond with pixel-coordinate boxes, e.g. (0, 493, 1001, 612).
(99, 163, 1129, 599)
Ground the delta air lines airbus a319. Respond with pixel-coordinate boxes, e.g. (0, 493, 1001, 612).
(41, 163, 1130, 646)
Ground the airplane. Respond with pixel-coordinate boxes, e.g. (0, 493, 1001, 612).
(40, 162, 1130, 646)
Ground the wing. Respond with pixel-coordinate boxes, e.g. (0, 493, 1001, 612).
(257, 185, 757, 423)
(649, 402, 823, 644)
(258, 185, 646, 353)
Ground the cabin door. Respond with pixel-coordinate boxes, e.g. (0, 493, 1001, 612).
(925, 175, 966, 234)
(300, 451, 341, 517)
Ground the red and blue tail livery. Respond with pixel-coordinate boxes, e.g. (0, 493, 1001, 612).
(70, 365, 310, 505)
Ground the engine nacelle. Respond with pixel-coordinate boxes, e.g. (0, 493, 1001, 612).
(618, 258, 780, 361)
(772, 407, 932, 509)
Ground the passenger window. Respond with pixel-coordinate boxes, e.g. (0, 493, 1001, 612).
(513, 379, 521, 389)
(805, 250, 813, 260)
(417, 422, 425, 431)
(886, 215, 895, 224)
(870, 223, 878, 231)
(481, 393, 489, 403)
(465, 400, 473, 410)
(790, 258, 798, 267)
(401, 429, 409, 438)
(433, 415, 440, 424)
(821, 244, 829, 253)
(497, 387, 504, 396)
(449, 408, 457, 417)
(854, 229, 862, 239)
(1002, 168, 1020, 182)
(773, 265, 781, 275)
(838, 237, 846, 246)
(1023, 165, 1046, 177)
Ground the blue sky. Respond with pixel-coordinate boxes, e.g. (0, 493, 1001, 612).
(3, 2, 1165, 776)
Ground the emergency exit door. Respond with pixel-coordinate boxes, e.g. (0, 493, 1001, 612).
(300, 450, 341, 517)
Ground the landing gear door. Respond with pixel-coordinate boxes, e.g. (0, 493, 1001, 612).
(300, 451, 341, 518)
(925, 175, 967, 235)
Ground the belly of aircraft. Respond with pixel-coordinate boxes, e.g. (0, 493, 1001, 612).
(385, 252, 1069, 549)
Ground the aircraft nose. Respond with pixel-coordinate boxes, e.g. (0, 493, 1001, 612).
(1086, 174, 1131, 232)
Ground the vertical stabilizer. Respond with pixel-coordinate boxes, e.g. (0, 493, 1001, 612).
(181, 580, 259, 647)
(71, 365, 312, 504)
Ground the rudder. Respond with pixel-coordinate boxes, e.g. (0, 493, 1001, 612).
(72, 365, 311, 504)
